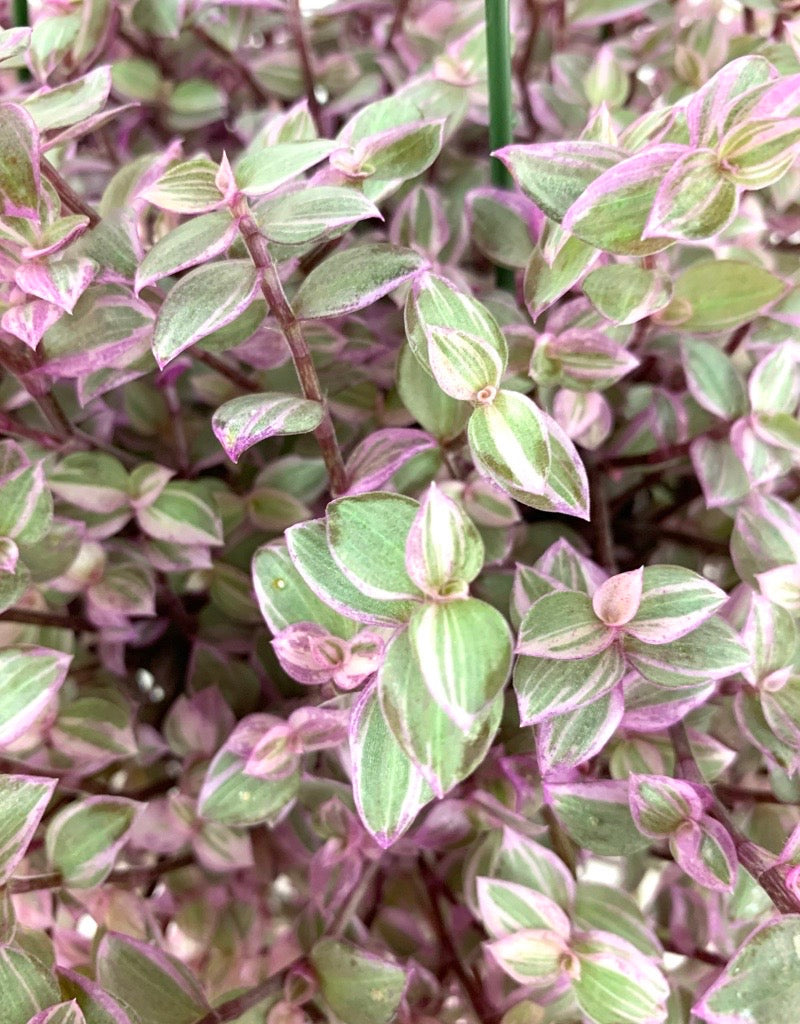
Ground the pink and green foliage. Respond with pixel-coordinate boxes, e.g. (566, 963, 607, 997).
(3, 1, 800, 1023)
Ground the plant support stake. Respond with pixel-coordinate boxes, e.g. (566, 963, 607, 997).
(484, 0, 516, 290)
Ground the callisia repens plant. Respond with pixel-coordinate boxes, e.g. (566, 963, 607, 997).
(2, 0, 800, 1022)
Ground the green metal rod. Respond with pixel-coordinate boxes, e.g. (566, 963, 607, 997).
(484, 0, 515, 290)
(12, 0, 31, 82)
(12, 0, 29, 28)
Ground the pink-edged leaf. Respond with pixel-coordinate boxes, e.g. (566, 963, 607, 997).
(719, 118, 800, 189)
(404, 482, 484, 598)
(344, 428, 438, 495)
(694, 917, 800, 1024)
(486, 928, 573, 988)
(621, 672, 716, 733)
(624, 565, 727, 643)
(58, 968, 136, 1024)
(0, 774, 56, 885)
(515, 644, 625, 725)
(45, 796, 140, 887)
(288, 705, 350, 751)
(293, 244, 425, 320)
(135, 210, 239, 293)
(592, 567, 644, 627)
(628, 773, 705, 838)
(26, 1001, 86, 1024)
(571, 930, 670, 1024)
(643, 149, 738, 241)
(538, 328, 640, 390)
(563, 144, 692, 255)
(0, 103, 42, 220)
(349, 684, 434, 849)
(96, 932, 209, 1024)
(212, 392, 324, 463)
(1, 298, 63, 349)
(272, 622, 345, 686)
(0, 645, 71, 747)
(14, 258, 97, 314)
(517, 590, 613, 659)
(244, 722, 300, 781)
(546, 779, 650, 856)
(537, 687, 624, 774)
(686, 55, 778, 146)
(496, 140, 626, 221)
(476, 876, 571, 940)
(623, 618, 750, 687)
(535, 538, 608, 596)
(671, 815, 738, 892)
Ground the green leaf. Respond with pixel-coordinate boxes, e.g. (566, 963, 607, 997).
(293, 244, 424, 320)
(135, 211, 237, 292)
(23, 66, 110, 131)
(644, 149, 739, 242)
(538, 690, 623, 773)
(48, 452, 129, 513)
(486, 930, 570, 986)
(681, 339, 748, 420)
(58, 966, 137, 1024)
(583, 264, 672, 325)
(572, 932, 670, 1024)
(350, 687, 434, 848)
(694, 918, 800, 1024)
(234, 140, 336, 197)
(662, 260, 786, 332)
(0, 946, 60, 1024)
(152, 260, 260, 367)
(326, 492, 421, 601)
(397, 342, 470, 441)
(574, 883, 662, 958)
(626, 565, 727, 644)
(514, 645, 625, 724)
(46, 797, 139, 887)
(0, 646, 71, 748)
(212, 392, 324, 463)
(0, 775, 56, 886)
(0, 103, 41, 221)
(310, 938, 406, 1024)
(252, 541, 357, 637)
(141, 157, 222, 213)
(518, 590, 612, 659)
(198, 717, 300, 827)
(255, 186, 380, 244)
(405, 482, 484, 597)
(287, 520, 417, 625)
(406, 272, 508, 383)
(525, 228, 599, 319)
(624, 617, 750, 687)
(547, 780, 650, 855)
(469, 190, 536, 269)
(378, 629, 502, 797)
(357, 120, 445, 182)
(477, 877, 571, 938)
(468, 390, 550, 499)
(408, 598, 512, 727)
(96, 933, 208, 1024)
(498, 141, 625, 221)
(136, 481, 223, 546)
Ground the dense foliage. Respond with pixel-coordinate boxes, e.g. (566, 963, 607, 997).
(1, 0, 800, 1022)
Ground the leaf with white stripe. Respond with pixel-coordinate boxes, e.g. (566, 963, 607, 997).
(350, 686, 434, 849)
(571, 931, 670, 1024)
(477, 877, 571, 940)
(0, 646, 71, 747)
(406, 272, 507, 382)
(719, 118, 800, 189)
(514, 644, 625, 724)
(537, 688, 624, 774)
(378, 629, 502, 797)
(518, 590, 613, 659)
(625, 566, 727, 644)
(624, 618, 750, 687)
(0, 774, 56, 886)
(212, 392, 324, 463)
(46, 797, 140, 888)
(486, 930, 572, 988)
(409, 598, 512, 728)
(0, 946, 59, 1023)
(468, 389, 550, 500)
(405, 483, 484, 598)
(643, 149, 738, 242)
(326, 492, 422, 601)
